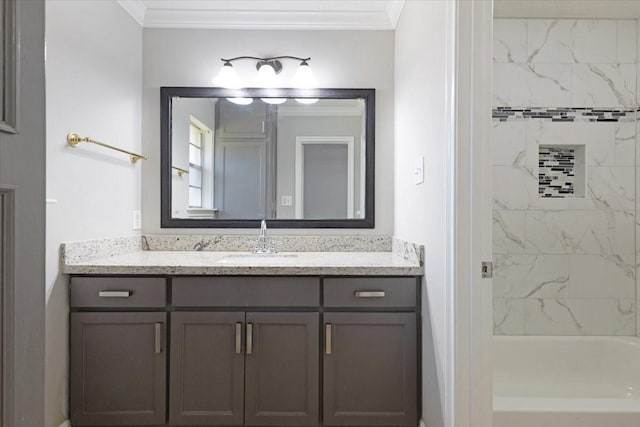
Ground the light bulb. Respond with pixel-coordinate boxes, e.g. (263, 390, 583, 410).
(295, 98, 319, 105)
(255, 63, 278, 88)
(227, 97, 253, 105)
(261, 98, 287, 105)
(291, 62, 317, 88)
(213, 63, 243, 89)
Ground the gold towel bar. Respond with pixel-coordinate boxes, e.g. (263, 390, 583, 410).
(172, 166, 189, 177)
(67, 133, 148, 164)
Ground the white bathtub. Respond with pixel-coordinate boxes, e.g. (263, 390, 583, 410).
(493, 336, 640, 427)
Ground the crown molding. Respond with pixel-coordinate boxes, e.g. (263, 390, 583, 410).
(386, 1, 405, 28)
(115, 1, 404, 30)
(143, 10, 395, 30)
(117, 0, 146, 27)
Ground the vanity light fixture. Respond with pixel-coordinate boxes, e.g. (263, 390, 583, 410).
(295, 97, 319, 105)
(212, 56, 317, 90)
(291, 60, 317, 88)
(212, 61, 243, 89)
(254, 60, 279, 88)
(261, 98, 287, 105)
(228, 97, 253, 105)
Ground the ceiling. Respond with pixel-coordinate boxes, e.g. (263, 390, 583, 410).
(116, 0, 405, 30)
(495, 0, 640, 19)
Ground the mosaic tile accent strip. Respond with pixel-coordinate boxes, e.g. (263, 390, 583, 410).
(493, 107, 637, 122)
(538, 145, 584, 198)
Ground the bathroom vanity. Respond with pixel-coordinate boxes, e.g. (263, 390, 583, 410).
(64, 243, 423, 427)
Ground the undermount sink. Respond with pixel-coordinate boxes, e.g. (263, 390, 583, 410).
(217, 254, 300, 265)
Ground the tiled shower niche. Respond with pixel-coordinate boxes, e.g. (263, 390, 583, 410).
(538, 145, 585, 198)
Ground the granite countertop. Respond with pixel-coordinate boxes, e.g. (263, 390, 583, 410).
(62, 250, 423, 276)
(61, 235, 424, 276)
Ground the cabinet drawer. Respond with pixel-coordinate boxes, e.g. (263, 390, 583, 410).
(70, 277, 166, 308)
(323, 278, 417, 308)
(172, 277, 320, 307)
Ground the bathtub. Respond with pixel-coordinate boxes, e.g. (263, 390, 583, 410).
(493, 336, 640, 427)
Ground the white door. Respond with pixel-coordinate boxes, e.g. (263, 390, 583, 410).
(294, 136, 354, 219)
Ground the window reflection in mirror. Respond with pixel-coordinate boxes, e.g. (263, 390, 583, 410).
(170, 96, 367, 221)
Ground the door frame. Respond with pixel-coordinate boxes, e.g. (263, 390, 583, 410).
(294, 136, 355, 219)
(0, 186, 15, 427)
(451, 1, 493, 427)
(0, 0, 18, 134)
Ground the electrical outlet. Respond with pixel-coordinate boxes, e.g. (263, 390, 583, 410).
(281, 195, 293, 206)
(132, 210, 142, 230)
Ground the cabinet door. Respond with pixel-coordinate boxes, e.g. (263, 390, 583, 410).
(218, 100, 269, 139)
(323, 313, 417, 426)
(245, 312, 319, 426)
(70, 312, 166, 426)
(170, 312, 245, 425)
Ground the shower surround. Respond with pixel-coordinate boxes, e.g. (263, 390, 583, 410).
(492, 18, 640, 335)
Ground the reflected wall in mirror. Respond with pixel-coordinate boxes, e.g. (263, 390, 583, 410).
(161, 88, 375, 228)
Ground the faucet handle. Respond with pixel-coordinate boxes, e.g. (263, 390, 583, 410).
(249, 238, 279, 254)
(263, 236, 279, 252)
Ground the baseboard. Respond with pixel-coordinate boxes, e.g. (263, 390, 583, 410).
(59, 419, 422, 427)
(58, 417, 423, 427)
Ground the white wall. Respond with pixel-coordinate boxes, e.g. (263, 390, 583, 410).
(45, 1, 143, 425)
(142, 29, 394, 234)
(394, 2, 450, 426)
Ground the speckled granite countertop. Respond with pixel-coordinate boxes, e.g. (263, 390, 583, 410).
(61, 236, 424, 276)
(62, 250, 422, 276)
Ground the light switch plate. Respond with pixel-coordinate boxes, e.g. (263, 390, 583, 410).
(132, 210, 142, 230)
(414, 157, 424, 185)
(281, 195, 293, 206)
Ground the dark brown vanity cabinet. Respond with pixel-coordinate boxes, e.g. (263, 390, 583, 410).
(323, 313, 417, 426)
(69, 275, 419, 427)
(170, 277, 320, 426)
(323, 278, 419, 427)
(170, 311, 319, 426)
(69, 277, 167, 426)
(70, 312, 167, 426)
(244, 312, 319, 426)
(169, 312, 245, 425)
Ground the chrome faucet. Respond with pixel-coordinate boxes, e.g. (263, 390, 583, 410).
(260, 219, 267, 240)
(252, 219, 278, 254)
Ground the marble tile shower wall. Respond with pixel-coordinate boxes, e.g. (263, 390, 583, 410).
(492, 18, 640, 336)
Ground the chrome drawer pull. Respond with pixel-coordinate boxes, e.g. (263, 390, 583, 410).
(98, 290, 133, 298)
(235, 323, 242, 354)
(354, 291, 385, 298)
(246, 323, 253, 355)
(154, 323, 162, 354)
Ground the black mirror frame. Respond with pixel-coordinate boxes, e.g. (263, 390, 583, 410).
(160, 87, 375, 228)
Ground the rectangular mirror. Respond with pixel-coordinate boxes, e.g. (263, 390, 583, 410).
(161, 87, 375, 228)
